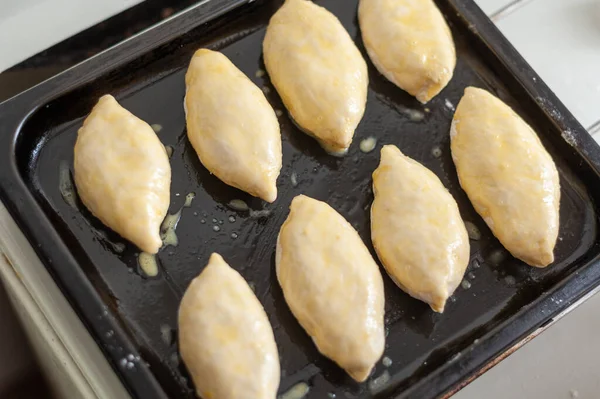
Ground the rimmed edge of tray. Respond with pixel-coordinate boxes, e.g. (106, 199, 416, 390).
(0, 1, 254, 398)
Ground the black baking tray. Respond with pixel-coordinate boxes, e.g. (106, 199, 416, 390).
(1, 0, 600, 398)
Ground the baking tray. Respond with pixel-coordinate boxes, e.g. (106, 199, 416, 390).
(1, 0, 600, 398)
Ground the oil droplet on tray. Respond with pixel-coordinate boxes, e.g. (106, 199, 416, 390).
(170, 352, 179, 367)
(275, 109, 283, 117)
(160, 192, 195, 247)
(160, 324, 173, 346)
(461, 279, 472, 290)
(228, 199, 249, 212)
(184, 192, 195, 207)
(59, 161, 78, 209)
(161, 212, 182, 247)
(406, 109, 425, 122)
(151, 124, 163, 133)
(250, 209, 272, 219)
(393, 103, 425, 121)
(280, 382, 310, 399)
(431, 146, 442, 158)
(504, 275, 516, 286)
(291, 171, 298, 187)
(382, 356, 392, 367)
(488, 249, 506, 266)
(228, 216, 236, 223)
(255, 69, 265, 78)
(359, 136, 377, 153)
(368, 370, 390, 393)
(213, 225, 221, 232)
(464, 221, 481, 240)
(138, 252, 158, 277)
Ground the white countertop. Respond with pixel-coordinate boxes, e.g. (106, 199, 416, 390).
(458, 1, 600, 398)
(1, 1, 599, 398)
(0, 0, 143, 73)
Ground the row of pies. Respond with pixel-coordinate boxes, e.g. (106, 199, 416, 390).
(72, 0, 561, 397)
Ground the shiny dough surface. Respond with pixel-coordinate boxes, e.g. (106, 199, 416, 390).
(185, 49, 282, 202)
(73, 94, 170, 254)
(451, 87, 560, 267)
(371, 145, 469, 312)
(178, 253, 280, 399)
(263, 0, 368, 154)
(358, 0, 456, 103)
(276, 195, 385, 382)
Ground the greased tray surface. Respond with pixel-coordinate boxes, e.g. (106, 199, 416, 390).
(1, 1, 600, 398)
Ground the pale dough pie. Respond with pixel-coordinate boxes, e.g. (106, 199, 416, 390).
(358, 0, 456, 103)
(263, 0, 368, 155)
(73, 94, 171, 254)
(371, 145, 469, 312)
(276, 195, 385, 381)
(185, 49, 282, 202)
(178, 253, 280, 399)
(451, 87, 560, 267)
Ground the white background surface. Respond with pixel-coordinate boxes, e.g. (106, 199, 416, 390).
(495, 0, 600, 129)
(1, 0, 600, 398)
(0, 0, 143, 73)
(457, 2, 600, 398)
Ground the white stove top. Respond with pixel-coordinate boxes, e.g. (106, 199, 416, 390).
(1, 1, 599, 398)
